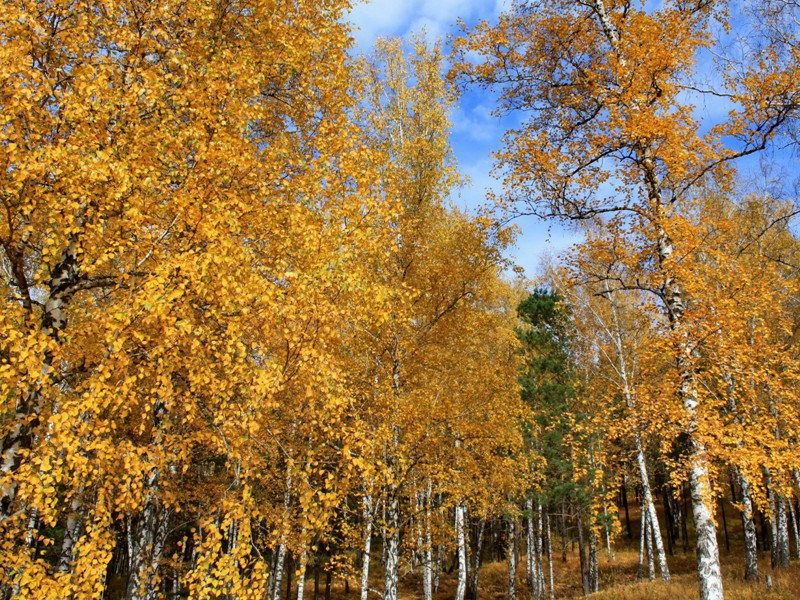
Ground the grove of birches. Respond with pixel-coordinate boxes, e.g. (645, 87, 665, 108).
(4, 1, 800, 599)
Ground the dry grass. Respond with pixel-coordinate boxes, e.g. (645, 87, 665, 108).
(307, 503, 800, 598)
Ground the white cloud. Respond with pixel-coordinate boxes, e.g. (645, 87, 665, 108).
(347, 0, 418, 47)
(493, 0, 514, 17)
(408, 16, 447, 42)
(452, 102, 500, 143)
(419, 0, 473, 23)
(347, 0, 501, 50)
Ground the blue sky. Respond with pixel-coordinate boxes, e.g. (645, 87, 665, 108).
(346, 1, 799, 279)
(346, 0, 582, 279)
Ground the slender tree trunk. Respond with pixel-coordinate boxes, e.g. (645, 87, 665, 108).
(636, 440, 669, 581)
(383, 495, 401, 600)
(719, 496, 730, 555)
(1, 240, 81, 519)
(789, 495, 800, 560)
(434, 542, 442, 593)
(663, 487, 675, 556)
(434, 492, 443, 594)
(507, 520, 517, 600)
(273, 473, 293, 600)
(652, 174, 723, 600)
(422, 483, 433, 600)
(577, 512, 589, 596)
(536, 503, 545, 599)
(296, 546, 308, 600)
(286, 553, 293, 600)
(273, 545, 288, 600)
(776, 493, 791, 568)
(526, 499, 538, 599)
(588, 527, 599, 594)
(560, 500, 568, 563)
(360, 492, 373, 600)
(637, 507, 647, 582)
(645, 502, 655, 581)
(622, 479, 632, 539)
(57, 494, 84, 573)
(545, 514, 554, 600)
(468, 519, 485, 600)
(681, 484, 689, 553)
(126, 480, 172, 600)
(455, 503, 468, 600)
(601, 492, 613, 561)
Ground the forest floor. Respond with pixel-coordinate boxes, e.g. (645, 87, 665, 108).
(309, 502, 800, 599)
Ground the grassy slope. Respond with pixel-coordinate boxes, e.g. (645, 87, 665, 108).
(312, 500, 800, 599)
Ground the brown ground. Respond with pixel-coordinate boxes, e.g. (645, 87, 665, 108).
(312, 501, 800, 599)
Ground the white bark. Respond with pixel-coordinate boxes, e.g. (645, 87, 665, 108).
(272, 472, 293, 600)
(689, 456, 724, 600)
(57, 493, 84, 573)
(637, 507, 646, 582)
(526, 499, 538, 599)
(536, 503, 545, 598)
(455, 503, 468, 600)
(507, 520, 517, 600)
(126, 485, 171, 600)
(588, 528, 599, 594)
(470, 519, 485, 600)
(383, 495, 401, 600)
(422, 492, 433, 600)
(361, 492, 374, 600)
(789, 494, 800, 560)
(296, 548, 307, 600)
(645, 502, 655, 581)
(776, 493, 791, 568)
(655, 202, 723, 600)
(273, 544, 288, 600)
(545, 514, 554, 600)
(422, 483, 433, 600)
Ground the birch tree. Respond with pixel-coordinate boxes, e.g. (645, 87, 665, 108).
(455, 2, 800, 597)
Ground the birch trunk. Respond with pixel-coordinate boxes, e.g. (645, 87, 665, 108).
(607, 289, 668, 580)
(588, 528, 599, 594)
(296, 549, 307, 600)
(688, 456, 724, 600)
(776, 494, 791, 568)
(724, 371, 758, 580)
(57, 493, 84, 573)
(360, 492, 374, 600)
(273, 472, 293, 600)
(469, 519, 485, 600)
(545, 514, 554, 600)
(1, 240, 81, 518)
(126, 483, 172, 600)
(536, 503, 545, 599)
(455, 503, 468, 600)
(636, 440, 669, 581)
(507, 520, 517, 600)
(273, 545, 288, 600)
(789, 495, 800, 560)
(646, 506, 656, 581)
(648, 155, 723, 600)
(637, 507, 646, 582)
(383, 495, 401, 600)
(526, 499, 539, 599)
(433, 542, 442, 593)
(423, 483, 433, 600)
